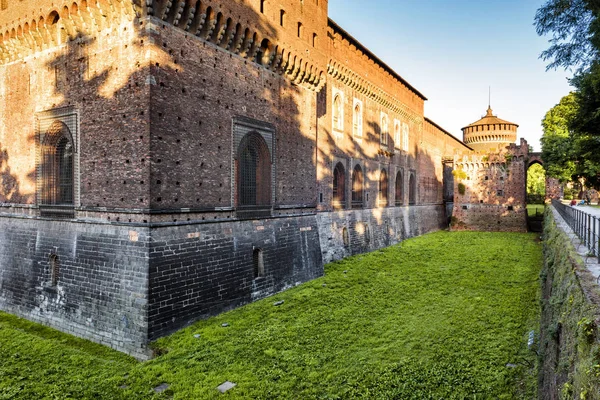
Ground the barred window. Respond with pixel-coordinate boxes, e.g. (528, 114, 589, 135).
(40, 121, 74, 217)
(395, 171, 403, 205)
(379, 169, 388, 205)
(237, 132, 271, 215)
(332, 162, 345, 208)
(351, 165, 363, 208)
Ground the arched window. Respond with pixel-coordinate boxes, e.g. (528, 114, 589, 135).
(40, 121, 75, 217)
(333, 94, 343, 131)
(332, 162, 345, 208)
(351, 165, 363, 208)
(379, 169, 388, 206)
(395, 171, 403, 205)
(402, 122, 409, 151)
(237, 132, 271, 214)
(394, 120, 401, 149)
(409, 171, 416, 205)
(353, 102, 362, 137)
(380, 114, 388, 146)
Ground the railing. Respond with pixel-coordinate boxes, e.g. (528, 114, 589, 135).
(552, 199, 599, 258)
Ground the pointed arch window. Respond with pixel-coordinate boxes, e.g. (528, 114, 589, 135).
(236, 131, 272, 217)
(333, 162, 346, 208)
(332, 92, 343, 131)
(395, 170, 403, 206)
(409, 171, 417, 205)
(379, 168, 388, 206)
(380, 113, 389, 147)
(353, 100, 362, 138)
(351, 165, 363, 208)
(394, 120, 401, 149)
(39, 121, 75, 218)
(402, 122, 409, 151)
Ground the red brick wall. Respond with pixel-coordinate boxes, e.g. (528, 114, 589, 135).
(0, 5, 151, 217)
(451, 139, 529, 232)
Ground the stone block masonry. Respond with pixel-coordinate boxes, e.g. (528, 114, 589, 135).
(318, 205, 446, 264)
(0, 215, 151, 359)
(148, 215, 323, 339)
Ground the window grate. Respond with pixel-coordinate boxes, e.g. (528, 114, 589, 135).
(237, 132, 271, 218)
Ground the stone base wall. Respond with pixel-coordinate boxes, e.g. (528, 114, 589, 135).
(148, 214, 323, 339)
(0, 206, 447, 356)
(451, 204, 527, 232)
(317, 204, 447, 264)
(0, 215, 150, 359)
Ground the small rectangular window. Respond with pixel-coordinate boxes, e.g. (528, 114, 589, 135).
(280, 10, 285, 26)
(260, 0, 265, 13)
(1, 0, 7, 10)
(298, 22, 303, 38)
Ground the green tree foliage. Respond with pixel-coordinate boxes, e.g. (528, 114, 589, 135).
(527, 163, 546, 197)
(540, 93, 578, 182)
(535, 0, 598, 73)
(536, 0, 600, 188)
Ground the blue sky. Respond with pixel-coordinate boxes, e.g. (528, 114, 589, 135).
(328, 0, 572, 151)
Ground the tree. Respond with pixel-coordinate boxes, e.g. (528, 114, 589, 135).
(535, 0, 600, 73)
(536, 0, 600, 188)
(527, 164, 546, 203)
(540, 93, 578, 182)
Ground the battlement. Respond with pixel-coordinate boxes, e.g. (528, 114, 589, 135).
(0, 1, 140, 64)
(144, 0, 328, 91)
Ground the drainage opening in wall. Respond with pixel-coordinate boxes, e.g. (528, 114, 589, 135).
(49, 254, 59, 286)
(253, 248, 265, 278)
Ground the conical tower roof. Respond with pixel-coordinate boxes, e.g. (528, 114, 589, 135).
(461, 106, 518, 131)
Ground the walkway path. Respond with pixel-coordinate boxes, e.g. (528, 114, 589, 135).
(577, 205, 600, 218)
(552, 205, 600, 280)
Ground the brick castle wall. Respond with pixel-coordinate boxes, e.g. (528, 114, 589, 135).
(451, 139, 529, 232)
(0, 216, 150, 359)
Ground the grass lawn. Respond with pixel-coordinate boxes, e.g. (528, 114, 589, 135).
(526, 204, 545, 217)
(0, 231, 541, 399)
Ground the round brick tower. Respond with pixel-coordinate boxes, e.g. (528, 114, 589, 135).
(461, 106, 518, 152)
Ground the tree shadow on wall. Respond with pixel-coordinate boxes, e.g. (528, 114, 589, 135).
(0, 146, 33, 204)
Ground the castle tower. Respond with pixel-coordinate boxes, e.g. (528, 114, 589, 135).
(461, 106, 518, 152)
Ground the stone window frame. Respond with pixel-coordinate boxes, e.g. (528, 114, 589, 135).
(332, 159, 347, 209)
(378, 167, 389, 207)
(380, 111, 389, 148)
(394, 119, 401, 149)
(36, 107, 80, 218)
(402, 122, 409, 152)
(395, 167, 404, 206)
(351, 160, 365, 209)
(409, 169, 417, 205)
(332, 87, 344, 136)
(231, 116, 276, 217)
(352, 98, 363, 140)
